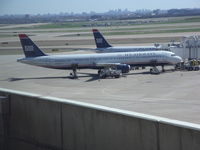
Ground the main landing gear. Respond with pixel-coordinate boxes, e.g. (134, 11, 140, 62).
(69, 64, 78, 79)
(161, 65, 165, 72)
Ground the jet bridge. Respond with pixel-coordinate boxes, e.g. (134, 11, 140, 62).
(169, 36, 200, 60)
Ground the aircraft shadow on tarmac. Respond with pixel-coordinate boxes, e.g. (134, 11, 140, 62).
(76, 72, 100, 82)
(8, 76, 70, 82)
(6, 69, 175, 82)
(7, 72, 100, 82)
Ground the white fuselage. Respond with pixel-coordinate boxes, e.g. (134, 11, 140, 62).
(17, 51, 182, 70)
(95, 46, 162, 53)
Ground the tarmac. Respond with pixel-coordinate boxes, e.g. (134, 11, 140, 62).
(1, 20, 200, 125)
(1, 52, 200, 124)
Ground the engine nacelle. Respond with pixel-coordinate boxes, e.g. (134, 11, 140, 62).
(116, 64, 131, 73)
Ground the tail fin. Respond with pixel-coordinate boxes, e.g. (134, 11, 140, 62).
(19, 34, 46, 57)
(92, 29, 112, 48)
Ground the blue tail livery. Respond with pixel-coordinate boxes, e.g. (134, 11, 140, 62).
(92, 29, 112, 48)
(19, 34, 46, 57)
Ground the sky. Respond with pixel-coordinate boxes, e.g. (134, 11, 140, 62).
(0, 0, 200, 15)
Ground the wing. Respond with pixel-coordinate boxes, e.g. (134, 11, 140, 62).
(96, 63, 131, 73)
(95, 63, 121, 67)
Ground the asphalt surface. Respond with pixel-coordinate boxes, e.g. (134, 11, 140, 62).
(1, 53, 200, 124)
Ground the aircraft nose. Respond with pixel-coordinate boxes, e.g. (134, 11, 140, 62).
(17, 58, 22, 62)
(175, 56, 183, 63)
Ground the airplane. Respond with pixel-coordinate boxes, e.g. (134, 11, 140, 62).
(17, 34, 182, 79)
(92, 29, 162, 53)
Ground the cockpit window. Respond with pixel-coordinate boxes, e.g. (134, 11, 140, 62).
(171, 54, 176, 56)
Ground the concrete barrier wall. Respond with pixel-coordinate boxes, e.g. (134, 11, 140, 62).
(0, 88, 200, 150)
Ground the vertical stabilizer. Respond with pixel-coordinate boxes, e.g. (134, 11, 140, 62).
(92, 29, 112, 48)
(19, 34, 46, 57)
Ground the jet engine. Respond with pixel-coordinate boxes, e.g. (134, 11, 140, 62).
(116, 64, 131, 73)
